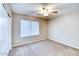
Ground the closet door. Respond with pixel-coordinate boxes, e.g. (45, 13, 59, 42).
(0, 4, 12, 56)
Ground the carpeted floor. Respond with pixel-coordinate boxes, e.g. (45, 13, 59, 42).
(8, 40, 79, 56)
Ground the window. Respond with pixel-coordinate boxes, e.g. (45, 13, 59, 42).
(20, 20, 39, 37)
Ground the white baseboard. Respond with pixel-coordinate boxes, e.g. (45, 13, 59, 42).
(48, 37, 79, 49)
(0, 53, 8, 56)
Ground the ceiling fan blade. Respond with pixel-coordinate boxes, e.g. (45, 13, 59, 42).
(52, 11, 58, 13)
(36, 13, 41, 15)
(28, 11, 36, 13)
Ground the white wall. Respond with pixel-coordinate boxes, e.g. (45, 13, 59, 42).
(0, 4, 12, 56)
(12, 14, 48, 47)
(12, 3, 79, 49)
(48, 4, 79, 49)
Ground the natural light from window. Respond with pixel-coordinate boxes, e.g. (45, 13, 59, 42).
(20, 20, 40, 38)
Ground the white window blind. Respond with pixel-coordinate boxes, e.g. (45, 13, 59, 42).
(31, 21, 39, 35)
(20, 19, 39, 38)
(21, 20, 31, 37)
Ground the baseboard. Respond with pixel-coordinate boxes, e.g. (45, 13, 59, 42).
(0, 53, 8, 56)
(48, 37, 79, 49)
(12, 39, 48, 48)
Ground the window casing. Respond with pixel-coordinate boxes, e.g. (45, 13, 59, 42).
(20, 19, 40, 38)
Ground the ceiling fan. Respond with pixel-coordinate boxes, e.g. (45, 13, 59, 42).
(36, 3, 58, 17)
(27, 3, 58, 20)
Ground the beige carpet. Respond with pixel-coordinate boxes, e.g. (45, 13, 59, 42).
(9, 40, 79, 56)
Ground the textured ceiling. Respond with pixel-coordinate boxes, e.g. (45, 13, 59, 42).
(8, 3, 79, 18)
(8, 3, 63, 15)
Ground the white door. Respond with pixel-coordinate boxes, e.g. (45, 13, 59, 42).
(0, 4, 12, 56)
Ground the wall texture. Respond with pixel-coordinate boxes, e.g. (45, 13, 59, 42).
(12, 4, 79, 49)
(48, 4, 79, 49)
(12, 14, 48, 47)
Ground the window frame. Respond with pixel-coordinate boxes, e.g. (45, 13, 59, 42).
(20, 19, 40, 38)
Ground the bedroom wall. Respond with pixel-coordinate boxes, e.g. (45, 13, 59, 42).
(12, 13, 48, 47)
(48, 4, 79, 49)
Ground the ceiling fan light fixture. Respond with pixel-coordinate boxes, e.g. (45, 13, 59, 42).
(38, 5, 58, 17)
(44, 13, 48, 16)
